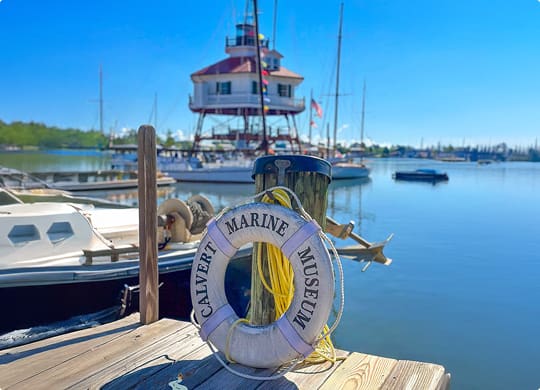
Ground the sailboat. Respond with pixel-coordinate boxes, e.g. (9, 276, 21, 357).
(329, 3, 370, 180)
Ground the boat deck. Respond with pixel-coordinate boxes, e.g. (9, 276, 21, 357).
(29, 170, 176, 191)
(0, 314, 450, 389)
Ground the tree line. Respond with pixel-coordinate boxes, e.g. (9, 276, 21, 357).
(0, 120, 108, 149)
(0, 121, 184, 149)
(1, 120, 538, 161)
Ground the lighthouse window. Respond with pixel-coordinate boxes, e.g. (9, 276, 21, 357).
(278, 84, 291, 97)
(251, 81, 259, 94)
(216, 81, 231, 95)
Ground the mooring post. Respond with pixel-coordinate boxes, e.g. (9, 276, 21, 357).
(250, 155, 332, 325)
(137, 125, 159, 324)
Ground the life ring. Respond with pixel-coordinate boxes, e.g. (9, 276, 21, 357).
(190, 202, 334, 368)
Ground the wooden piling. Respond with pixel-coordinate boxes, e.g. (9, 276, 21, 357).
(137, 125, 159, 324)
(250, 155, 331, 324)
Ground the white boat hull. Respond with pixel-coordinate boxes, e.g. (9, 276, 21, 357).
(162, 165, 254, 183)
(0, 200, 252, 335)
(332, 163, 370, 180)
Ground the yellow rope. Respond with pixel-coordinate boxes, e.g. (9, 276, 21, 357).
(257, 189, 339, 364)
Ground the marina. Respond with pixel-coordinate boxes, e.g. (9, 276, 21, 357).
(1, 0, 540, 388)
(0, 141, 442, 388)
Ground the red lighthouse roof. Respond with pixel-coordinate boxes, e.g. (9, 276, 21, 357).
(191, 56, 303, 79)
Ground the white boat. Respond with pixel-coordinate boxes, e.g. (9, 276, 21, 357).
(0, 189, 250, 335)
(110, 145, 255, 184)
(159, 156, 254, 183)
(331, 160, 370, 179)
(29, 169, 176, 191)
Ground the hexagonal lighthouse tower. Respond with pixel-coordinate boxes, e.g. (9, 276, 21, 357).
(188, 10, 305, 153)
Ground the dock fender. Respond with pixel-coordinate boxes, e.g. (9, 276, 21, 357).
(158, 198, 193, 243)
(186, 194, 215, 235)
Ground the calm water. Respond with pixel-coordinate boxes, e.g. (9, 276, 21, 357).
(1, 150, 539, 389)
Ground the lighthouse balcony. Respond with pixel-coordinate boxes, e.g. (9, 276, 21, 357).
(189, 94, 305, 114)
(225, 36, 270, 49)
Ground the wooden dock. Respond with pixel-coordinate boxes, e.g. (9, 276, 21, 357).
(0, 314, 450, 389)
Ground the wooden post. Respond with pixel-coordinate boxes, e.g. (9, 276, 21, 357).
(250, 155, 331, 325)
(137, 125, 159, 324)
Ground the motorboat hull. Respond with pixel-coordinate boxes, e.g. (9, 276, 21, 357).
(393, 169, 449, 182)
(0, 251, 252, 336)
(162, 165, 254, 183)
(332, 163, 370, 180)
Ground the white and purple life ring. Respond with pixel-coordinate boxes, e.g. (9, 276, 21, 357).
(190, 202, 334, 368)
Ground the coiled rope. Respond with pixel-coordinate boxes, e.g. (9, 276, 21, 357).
(255, 187, 342, 364)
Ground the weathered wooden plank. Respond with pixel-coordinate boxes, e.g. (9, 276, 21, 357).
(138, 124, 159, 324)
(257, 350, 351, 390)
(7, 318, 182, 389)
(69, 320, 197, 389)
(194, 360, 278, 390)
(0, 314, 140, 388)
(318, 352, 398, 390)
(126, 342, 222, 389)
(380, 360, 445, 390)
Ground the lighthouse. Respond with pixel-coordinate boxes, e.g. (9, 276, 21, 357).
(189, 10, 305, 153)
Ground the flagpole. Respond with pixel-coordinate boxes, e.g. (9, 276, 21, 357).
(309, 89, 313, 146)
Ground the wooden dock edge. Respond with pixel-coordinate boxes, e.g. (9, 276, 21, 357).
(0, 315, 450, 389)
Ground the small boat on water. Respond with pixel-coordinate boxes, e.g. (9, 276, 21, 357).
(477, 159, 493, 165)
(330, 159, 370, 180)
(393, 168, 449, 182)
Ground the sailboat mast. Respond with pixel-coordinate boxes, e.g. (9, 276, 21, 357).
(360, 80, 366, 147)
(253, 0, 269, 154)
(154, 92, 158, 132)
(272, 0, 278, 50)
(99, 65, 104, 135)
(333, 2, 344, 158)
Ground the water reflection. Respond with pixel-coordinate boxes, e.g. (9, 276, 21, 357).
(328, 177, 371, 236)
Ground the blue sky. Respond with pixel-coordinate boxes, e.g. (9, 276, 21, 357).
(1, 0, 539, 148)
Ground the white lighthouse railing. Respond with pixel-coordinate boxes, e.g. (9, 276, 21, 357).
(189, 94, 304, 112)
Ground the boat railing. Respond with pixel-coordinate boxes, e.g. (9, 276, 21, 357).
(82, 244, 139, 265)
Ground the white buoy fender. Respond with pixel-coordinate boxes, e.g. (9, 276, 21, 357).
(190, 202, 334, 368)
